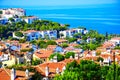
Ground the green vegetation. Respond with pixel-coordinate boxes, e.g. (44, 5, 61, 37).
(46, 40, 57, 45)
(66, 37, 77, 43)
(30, 40, 57, 49)
(32, 59, 43, 65)
(20, 48, 33, 52)
(6, 64, 35, 72)
(97, 57, 104, 62)
(0, 11, 2, 14)
(114, 46, 120, 50)
(0, 20, 68, 39)
(73, 33, 82, 38)
(15, 31, 24, 37)
(30, 40, 37, 45)
(54, 60, 120, 80)
(78, 26, 86, 30)
(9, 18, 15, 22)
(37, 40, 47, 48)
(49, 53, 65, 62)
(19, 39, 26, 43)
(65, 52, 75, 59)
(74, 30, 106, 50)
(7, 64, 43, 80)
(32, 71, 43, 80)
(60, 43, 68, 48)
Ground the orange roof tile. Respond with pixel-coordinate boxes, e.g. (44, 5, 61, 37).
(36, 62, 66, 77)
(35, 49, 54, 58)
(35, 59, 80, 77)
(111, 37, 120, 40)
(24, 30, 37, 33)
(0, 52, 2, 56)
(47, 45, 57, 50)
(0, 68, 34, 80)
(82, 56, 98, 61)
(55, 39, 68, 43)
(0, 68, 10, 80)
(68, 43, 79, 47)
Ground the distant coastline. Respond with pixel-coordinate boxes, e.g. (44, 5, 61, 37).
(0, 6, 120, 34)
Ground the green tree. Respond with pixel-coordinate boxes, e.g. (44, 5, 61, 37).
(97, 57, 104, 62)
(20, 48, 33, 52)
(15, 31, 23, 37)
(32, 59, 43, 65)
(67, 37, 77, 43)
(65, 52, 75, 59)
(49, 53, 65, 62)
(9, 18, 15, 22)
(60, 43, 68, 48)
(37, 40, 47, 48)
(54, 60, 102, 80)
(0, 11, 2, 14)
(30, 40, 37, 45)
(73, 33, 82, 38)
(19, 39, 26, 43)
(46, 40, 57, 45)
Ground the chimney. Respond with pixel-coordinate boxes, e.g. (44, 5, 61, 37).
(62, 66, 66, 71)
(92, 58, 94, 62)
(70, 56, 73, 59)
(56, 67, 60, 74)
(75, 54, 79, 59)
(53, 55, 58, 62)
(92, 51, 96, 57)
(115, 58, 118, 62)
(99, 60, 102, 66)
(62, 66, 66, 74)
(45, 66, 49, 77)
(25, 69, 29, 78)
(11, 68, 16, 80)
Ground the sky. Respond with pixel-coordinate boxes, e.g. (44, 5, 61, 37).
(0, 0, 119, 7)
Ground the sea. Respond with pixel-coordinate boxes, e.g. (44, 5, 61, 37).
(0, 5, 120, 34)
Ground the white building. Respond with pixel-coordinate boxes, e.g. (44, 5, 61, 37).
(0, 18, 8, 24)
(1, 8, 25, 19)
(22, 16, 39, 24)
(110, 37, 120, 45)
(13, 30, 58, 41)
(59, 28, 88, 38)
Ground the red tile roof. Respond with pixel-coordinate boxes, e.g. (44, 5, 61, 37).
(0, 68, 34, 80)
(68, 43, 79, 47)
(35, 59, 80, 77)
(35, 62, 66, 77)
(0, 68, 10, 80)
(111, 37, 120, 40)
(35, 49, 54, 58)
(55, 39, 68, 44)
(82, 56, 98, 61)
(47, 45, 57, 50)
(24, 30, 37, 33)
(0, 52, 2, 56)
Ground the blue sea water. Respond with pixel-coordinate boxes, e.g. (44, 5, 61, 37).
(1, 6, 120, 34)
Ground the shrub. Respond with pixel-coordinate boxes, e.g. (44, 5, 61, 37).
(15, 31, 23, 37)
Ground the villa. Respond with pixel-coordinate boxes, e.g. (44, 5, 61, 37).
(0, 18, 8, 24)
(59, 28, 88, 38)
(110, 37, 120, 45)
(22, 16, 39, 24)
(23, 30, 57, 41)
(33, 49, 54, 62)
(1, 8, 25, 19)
